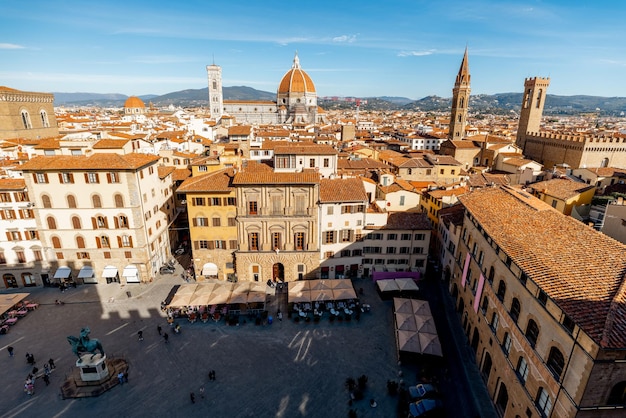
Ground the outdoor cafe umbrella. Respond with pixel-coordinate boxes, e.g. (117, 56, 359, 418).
(246, 290, 267, 304)
(411, 299, 432, 316)
(169, 292, 195, 308)
(310, 280, 332, 291)
(330, 279, 354, 290)
(393, 298, 415, 314)
(418, 332, 443, 357)
(395, 312, 418, 332)
(227, 291, 249, 304)
(188, 283, 216, 306)
(310, 289, 333, 302)
(395, 278, 419, 292)
(414, 315, 438, 334)
(289, 290, 311, 303)
(290, 280, 310, 293)
(332, 287, 357, 301)
(377, 279, 399, 293)
(396, 329, 421, 354)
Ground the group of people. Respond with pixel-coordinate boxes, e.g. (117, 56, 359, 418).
(21, 352, 56, 395)
(190, 370, 217, 403)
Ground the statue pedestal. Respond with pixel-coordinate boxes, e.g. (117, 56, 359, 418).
(76, 353, 109, 382)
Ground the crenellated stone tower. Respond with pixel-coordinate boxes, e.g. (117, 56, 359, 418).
(448, 47, 471, 140)
(516, 77, 550, 149)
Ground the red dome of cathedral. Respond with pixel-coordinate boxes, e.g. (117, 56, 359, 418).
(124, 96, 145, 109)
(277, 53, 316, 94)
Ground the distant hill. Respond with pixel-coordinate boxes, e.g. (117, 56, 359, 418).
(53, 88, 626, 116)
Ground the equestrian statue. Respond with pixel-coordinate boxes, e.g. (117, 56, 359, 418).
(67, 327, 105, 362)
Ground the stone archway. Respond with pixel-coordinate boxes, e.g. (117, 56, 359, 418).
(272, 263, 285, 282)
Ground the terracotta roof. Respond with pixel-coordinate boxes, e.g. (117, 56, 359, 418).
(273, 144, 337, 155)
(0, 178, 26, 190)
(382, 212, 431, 230)
(233, 170, 320, 185)
(171, 168, 192, 181)
(527, 178, 595, 200)
(92, 139, 131, 149)
(228, 126, 252, 136)
(448, 140, 479, 149)
(459, 186, 626, 348)
(337, 158, 387, 170)
(157, 165, 176, 179)
(33, 138, 60, 149)
(320, 178, 367, 203)
(19, 153, 160, 171)
(439, 203, 465, 228)
(177, 168, 235, 193)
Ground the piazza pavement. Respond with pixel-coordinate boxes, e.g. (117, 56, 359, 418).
(0, 264, 495, 418)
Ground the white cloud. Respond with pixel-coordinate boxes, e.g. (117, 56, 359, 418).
(0, 43, 25, 49)
(397, 49, 435, 57)
(332, 35, 357, 43)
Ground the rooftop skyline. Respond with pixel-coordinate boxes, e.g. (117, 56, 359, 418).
(2, 1, 625, 100)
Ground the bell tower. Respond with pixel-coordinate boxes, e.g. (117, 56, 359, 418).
(449, 47, 471, 140)
(206, 63, 223, 121)
(516, 77, 550, 149)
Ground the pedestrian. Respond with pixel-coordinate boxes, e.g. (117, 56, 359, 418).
(138, 330, 143, 341)
(157, 325, 162, 335)
(163, 332, 169, 343)
(199, 386, 205, 399)
(44, 363, 50, 376)
(190, 392, 195, 404)
(32, 366, 38, 376)
(48, 358, 55, 369)
(7, 346, 13, 356)
(118, 372, 124, 385)
(208, 370, 216, 381)
(43, 374, 50, 386)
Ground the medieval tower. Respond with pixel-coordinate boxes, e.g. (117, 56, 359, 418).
(206, 63, 224, 121)
(448, 48, 471, 140)
(516, 77, 550, 149)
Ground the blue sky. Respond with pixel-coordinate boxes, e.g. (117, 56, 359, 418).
(1, 0, 625, 100)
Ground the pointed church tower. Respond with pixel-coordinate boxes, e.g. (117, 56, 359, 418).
(206, 63, 223, 121)
(449, 48, 471, 140)
(516, 77, 550, 150)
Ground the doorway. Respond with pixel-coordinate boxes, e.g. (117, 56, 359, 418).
(272, 263, 284, 282)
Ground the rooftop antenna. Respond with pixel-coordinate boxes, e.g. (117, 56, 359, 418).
(212, 54, 215, 65)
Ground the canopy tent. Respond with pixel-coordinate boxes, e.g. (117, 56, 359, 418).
(289, 290, 311, 303)
(414, 315, 438, 334)
(53, 266, 72, 280)
(78, 266, 97, 283)
(393, 298, 415, 314)
(418, 332, 443, 357)
(169, 292, 195, 308)
(187, 284, 215, 306)
(246, 290, 267, 304)
(227, 292, 248, 304)
(0, 293, 29, 317)
(122, 265, 140, 283)
(411, 299, 432, 316)
(289, 281, 310, 293)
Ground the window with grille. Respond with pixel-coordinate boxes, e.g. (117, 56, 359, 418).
(249, 233, 259, 250)
(248, 201, 258, 215)
(295, 232, 305, 250)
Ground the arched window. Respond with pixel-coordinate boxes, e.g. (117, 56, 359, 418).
(547, 346, 565, 381)
(51, 236, 62, 248)
(607, 381, 626, 405)
(525, 319, 540, 348)
(516, 356, 529, 384)
(42, 194, 52, 208)
(501, 332, 511, 355)
(488, 266, 495, 284)
(40, 110, 50, 127)
(495, 383, 508, 416)
(97, 235, 110, 248)
(497, 280, 506, 301)
(67, 194, 77, 208)
(535, 387, 552, 417)
(481, 296, 488, 314)
(21, 110, 32, 129)
(92, 195, 102, 208)
(481, 352, 492, 380)
(510, 298, 521, 323)
(114, 193, 124, 208)
(490, 312, 499, 331)
(46, 216, 57, 230)
(76, 236, 85, 248)
(71, 216, 81, 229)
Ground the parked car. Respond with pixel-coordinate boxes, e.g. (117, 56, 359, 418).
(408, 383, 439, 401)
(159, 265, 175, 274)
(408, 398, 443, 417)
